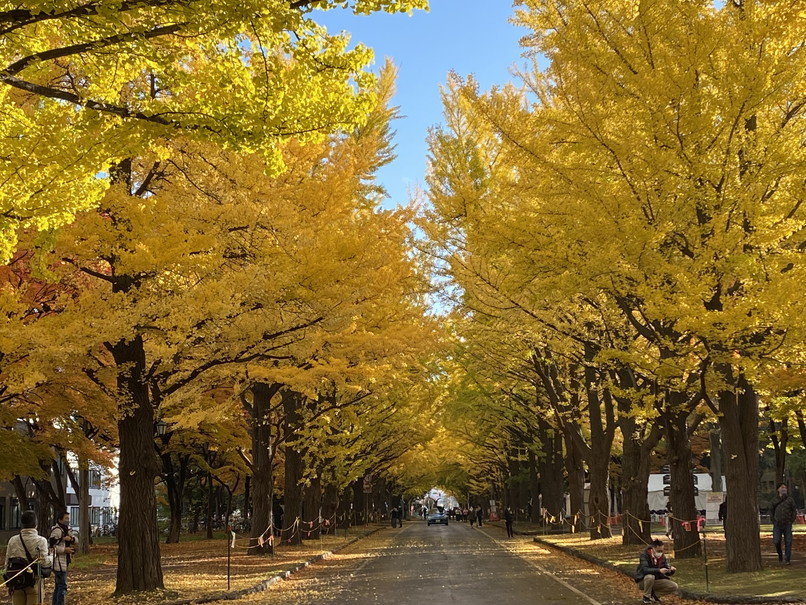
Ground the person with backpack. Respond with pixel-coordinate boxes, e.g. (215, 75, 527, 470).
(48, 512, 75, 605)
(4, 510, 53, 605)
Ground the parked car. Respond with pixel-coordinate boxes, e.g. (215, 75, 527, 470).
(426, 508, 449, 526)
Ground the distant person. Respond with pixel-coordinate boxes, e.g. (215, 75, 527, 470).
(49, 511, 76, 605)
(504, 507, 515, 538)
(4, 510, 53, 605)
(718, 497, 727, 529)
(469, 507, 476, 528)
(634, 538, 678, 604)
(770, 482, 797, 565)
(475, 506, 483, 527)
(665, 501, 673, 539)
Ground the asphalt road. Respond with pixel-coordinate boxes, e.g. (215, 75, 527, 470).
(268, 520, 602, 605)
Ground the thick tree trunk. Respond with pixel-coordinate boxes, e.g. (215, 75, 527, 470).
(528, 449, 540, 523)
(205, 472, 214, 539)
(248, 382, 277, 555)
(351, 480, 364, 525)
(709, 425, 724, 493)
(718, 373, 762, 572)
(584, 353, 616, 539)
(322, 482, 339, 533)
(664, 393, 701, 558)
(78, 462, 90, 555)
(537, 420, 565, 522)
(113, 335, 164, 595)
(163, 453, 188, 544)
(563, 429, 586, 531)
(282, 389, 304, 545)
(619, 414, 661, 546)
(302, 475, 321, 540)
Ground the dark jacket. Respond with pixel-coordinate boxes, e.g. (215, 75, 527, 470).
(770, 494, 797, 526)
(635, 547, 675, 583)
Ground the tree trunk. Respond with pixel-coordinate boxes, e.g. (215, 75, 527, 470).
(528, 449, 540, 523)
(302, 475, 321, 540)
(78, 462, 90, 555)
(163, 453, 188, 544)
(619, 413, 661, 546)
(282, 389, 304, 545)
(664, 393, 701, 558)
(113, 336, 164, 594)
(537, 420, 565, 522)
(205, 471, 214, 539)
(248, 382, 277, 555)
(718, 373, 762, 572)
(563, 429, 586, 531)
(709, 424, 724, 493)
(584, 352, 616, 539)
(322, 482, 339, 534)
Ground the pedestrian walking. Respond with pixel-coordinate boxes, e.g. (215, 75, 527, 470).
(49, 511, 76, 605)
(504, 507, 514, 538)
(4, 510, 53, 605)
(475, 506, 483, 527)
(770, 483, 797, 564)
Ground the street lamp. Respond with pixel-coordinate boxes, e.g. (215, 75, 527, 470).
(155, 420, 168, 437)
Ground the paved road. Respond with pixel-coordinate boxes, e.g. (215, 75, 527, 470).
(265, 520, 601, 605)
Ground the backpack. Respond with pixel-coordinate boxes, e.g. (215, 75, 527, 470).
(3, 534, 36, 590)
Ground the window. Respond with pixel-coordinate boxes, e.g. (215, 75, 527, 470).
(90, 470, 102, 490)
(69, 507, 79, 528)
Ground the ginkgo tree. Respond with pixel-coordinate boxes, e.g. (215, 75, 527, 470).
(0, 0, 428, 262)
(424, 0, 804, 572)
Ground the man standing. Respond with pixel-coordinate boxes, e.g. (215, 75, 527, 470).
(49, 512, 76, 605)
(504, 507, 515, 538)
(770, 482, 797, 565)
(634, 539, 678, 604)
(4, 510, 52, 605)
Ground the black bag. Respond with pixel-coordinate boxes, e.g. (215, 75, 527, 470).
(3, 556, 35, 590)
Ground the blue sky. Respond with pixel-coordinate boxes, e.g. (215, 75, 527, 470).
(315, 1, 530, 208)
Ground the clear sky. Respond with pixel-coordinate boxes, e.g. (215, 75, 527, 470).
(315, 1, 530, 208)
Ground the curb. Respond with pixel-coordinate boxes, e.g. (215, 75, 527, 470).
(532, 537, 805, 604)
(162, 526, 386, 605)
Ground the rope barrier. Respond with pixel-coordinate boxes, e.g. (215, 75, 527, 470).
(229, 511, 344, 550)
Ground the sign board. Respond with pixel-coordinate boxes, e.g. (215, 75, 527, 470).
(705, 492, 724, 523)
